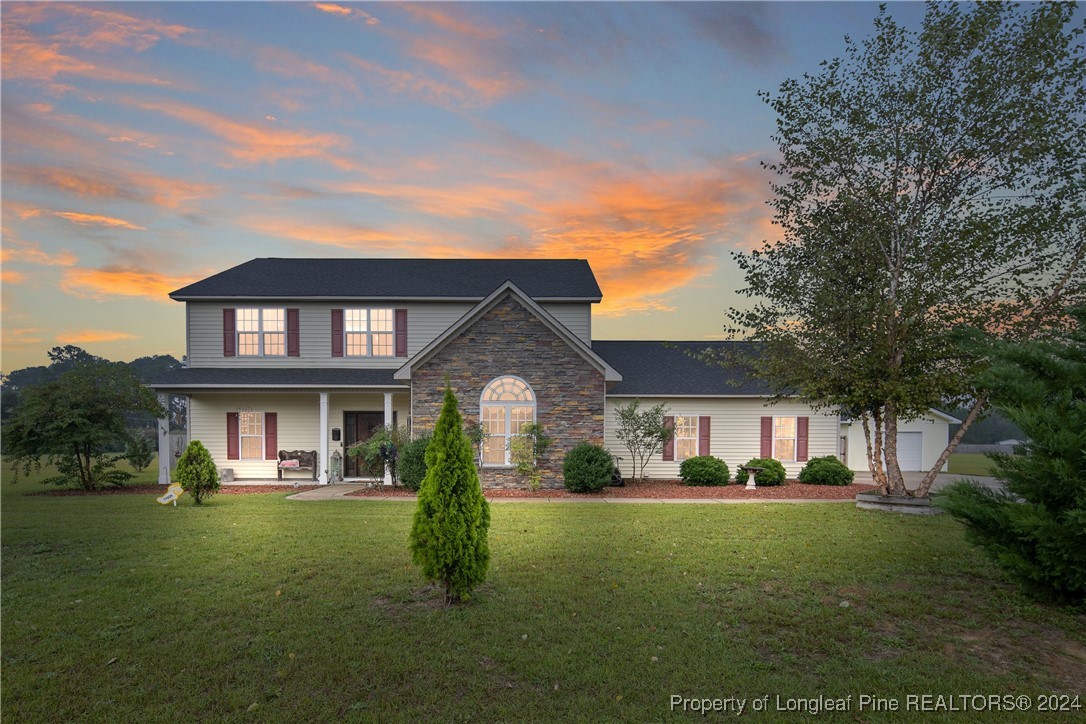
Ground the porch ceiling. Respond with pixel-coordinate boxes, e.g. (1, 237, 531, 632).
(147, 367, 409, 390)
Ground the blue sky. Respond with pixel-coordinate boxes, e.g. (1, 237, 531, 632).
(1, 1, 929, 369)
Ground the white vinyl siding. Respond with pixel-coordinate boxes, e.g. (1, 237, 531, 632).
(189, 392, 410, 481)
(188, 302, 472, 367)
(605, 398, 838, 479)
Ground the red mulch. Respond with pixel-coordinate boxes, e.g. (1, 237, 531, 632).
(347, 479, 876, 500)
(30, 484, 320, 497)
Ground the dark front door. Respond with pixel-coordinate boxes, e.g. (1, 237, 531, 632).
(343, 412, 385, 478)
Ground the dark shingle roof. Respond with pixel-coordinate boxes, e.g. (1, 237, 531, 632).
(593, 341, 772, 396)
(147, 368, 404, 389)
(170, 258, 602, 300)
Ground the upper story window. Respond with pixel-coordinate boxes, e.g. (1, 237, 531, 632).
(773, 416, 797, 462)
(237, 308, 285, 356)
(345, 308, 394, 357)
(673, 415, 699, 461)
(480, 376, 536, 467)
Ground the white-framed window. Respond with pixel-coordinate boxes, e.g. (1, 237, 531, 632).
(673, 415, 699, 461)
(480, 376, 536, 466)
(239, 411, 264, 460)
(773, 416, 797, 462)
(237, 308, 285, 356)
(345, 308, 394, 357)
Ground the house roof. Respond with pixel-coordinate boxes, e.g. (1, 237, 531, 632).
(170, 258, 603, 301)
(146, 367, 407, 390)
(394, 281, 622, 382)
(592, 341, 771, 396)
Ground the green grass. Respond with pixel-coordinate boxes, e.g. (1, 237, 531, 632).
(3, 460, 1083, 722)
(947, 453, 1001, 477)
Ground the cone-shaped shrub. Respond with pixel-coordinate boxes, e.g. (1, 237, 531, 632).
(175, 439, 219, 504)
(410, 384, 490, 603)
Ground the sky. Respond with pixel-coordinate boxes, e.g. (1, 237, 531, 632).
(1, 1, 929, 371)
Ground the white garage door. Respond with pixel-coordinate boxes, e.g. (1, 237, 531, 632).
(896, 432, 923, 471)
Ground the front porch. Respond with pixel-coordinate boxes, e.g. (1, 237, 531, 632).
(156, 388, 409, 485)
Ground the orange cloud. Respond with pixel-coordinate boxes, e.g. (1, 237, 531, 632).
(60, 266, 199, 302)
(2, 328, 45, 349)
(0, 239, 78, 267)
(252, 46, 362, 99)
(233, 217, 467, 254)
(4, 2, 193, 52)
(120, 98, 348, 164)
(51, 212, 146, 230)
(341, 54, 473, 107)
(2, 270, 28, 284)
(6, 164, 215, 209)
(314, 2, 380, 25)
(399, 5, 499, 41)
(55, 330, 137, 344)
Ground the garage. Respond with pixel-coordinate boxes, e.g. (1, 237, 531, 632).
(896, 431, 923, 471)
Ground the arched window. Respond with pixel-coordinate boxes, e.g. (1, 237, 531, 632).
(480, 376, 536, 466)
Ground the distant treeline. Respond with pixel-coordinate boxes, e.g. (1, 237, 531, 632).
(946, 407, 1024, 445)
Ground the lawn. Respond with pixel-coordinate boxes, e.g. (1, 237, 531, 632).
(3, 461, 1083, 722)
(947, 453, 1001, 477)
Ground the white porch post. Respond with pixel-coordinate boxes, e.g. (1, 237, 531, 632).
(383, 391, 394, 485)
(319, 392, 329, 485)
(157, 393, 170, 485)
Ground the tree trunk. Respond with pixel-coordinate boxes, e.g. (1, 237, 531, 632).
(861, 411, 888, 494)
(915, 394, 989, 497)
(872, 407, 888, 493)
(883, 401, 906, 496)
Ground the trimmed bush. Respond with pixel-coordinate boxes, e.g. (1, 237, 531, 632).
(733, 458, 787, 486)
(399, 434, 431, 491)
(562, 443, 613, 493)
(679, 455, 730, 486)
(175, 440, 219, 504)
(798, 455, 854, 486)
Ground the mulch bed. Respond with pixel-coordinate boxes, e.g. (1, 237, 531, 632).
(347, 479, 876, 500)
(30, 484, 321, 497)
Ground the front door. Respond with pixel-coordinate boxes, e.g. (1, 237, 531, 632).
(343, 411, 395, 478)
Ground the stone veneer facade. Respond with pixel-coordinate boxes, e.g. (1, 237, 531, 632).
(410, 294, 606, 489)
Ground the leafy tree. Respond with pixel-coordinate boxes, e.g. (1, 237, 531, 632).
(125, 428, 156, 473)
(347, 424, 409, 483)
(937, 308, 1086, 604)
(509, 422, 553, 491)
(410, 385, 490, 604)
(726, 2, 1085, 497)
(6, 359, 165, 489)
(175, 440, 220, 505)
(613, 400, 673, 481)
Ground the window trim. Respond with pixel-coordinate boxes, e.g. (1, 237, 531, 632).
(239, 411, 265, 460)
(772, 415, 797, 462)
(479, 375, 536, 467)
(236, 307, 286, 357)
(672, 414, 699, 462)
(343, 307, 395, 358)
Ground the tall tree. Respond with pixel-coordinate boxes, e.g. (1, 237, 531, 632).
(6, 359, 165, 489)
(728, 2, 1085, 496)
(937, 308, 1086, 605)
(409, 385, 491, 604)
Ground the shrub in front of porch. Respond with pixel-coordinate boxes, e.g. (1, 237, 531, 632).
(679, 456, 730, 486)
(398, 433, 431, 492)
(410, 385, 490, 604)
(799, 455, 854, 486)
(734, 458, 787, 487)
(562, 442, 613, 493)
(175, 440, 219, 504)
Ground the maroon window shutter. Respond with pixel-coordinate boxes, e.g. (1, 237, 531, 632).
(331, 309, 344, 357)
(395, 309, 408, 357)
(698, 416, 711, 456)
(662, 416, 675, 461)
(760, 416, 773, 458)
(223, 309, 236, 357)
(286, 309, 300, 357)
(797, 416, 809, 462)
(226, 413, 239, 460)
(264, 412, 278, 460)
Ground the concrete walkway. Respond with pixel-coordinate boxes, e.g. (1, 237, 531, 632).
(286, 484, 855, 504)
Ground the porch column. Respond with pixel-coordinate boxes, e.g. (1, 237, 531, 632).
(383, 391, 394, 485)
(319, 392, 329, 485)
(157, 393, 170, 485)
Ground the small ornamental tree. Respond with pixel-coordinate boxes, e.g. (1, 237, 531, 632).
(937, 309, 1086, 605)
(175, 440, 220, 505)
(562, 442, 613, 493)
(410, 385, 491, 604)
(125, 428, 156, 473)
(613, 400, 673, 481)
(510, 422, 553, 491)
(348, 424, 409, 484)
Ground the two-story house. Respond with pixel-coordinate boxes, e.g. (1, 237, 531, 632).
(148, 258, 953, 487)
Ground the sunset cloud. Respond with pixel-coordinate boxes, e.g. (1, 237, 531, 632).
(2, 328, 45, 349)
(56, 329, 138, 344)
(252, 46, 362, 99)
(341, 54, 472, 107)
(60, 266, 199, 302)
(2, 270, 28, 284)
(233, 217, 465, 255)
(51, 212, 146, 230)
(0, 239, 78, 267)
(6, 164, 215, 209)
(313, 3, 380, 25)
(4, 2, 193, 52)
